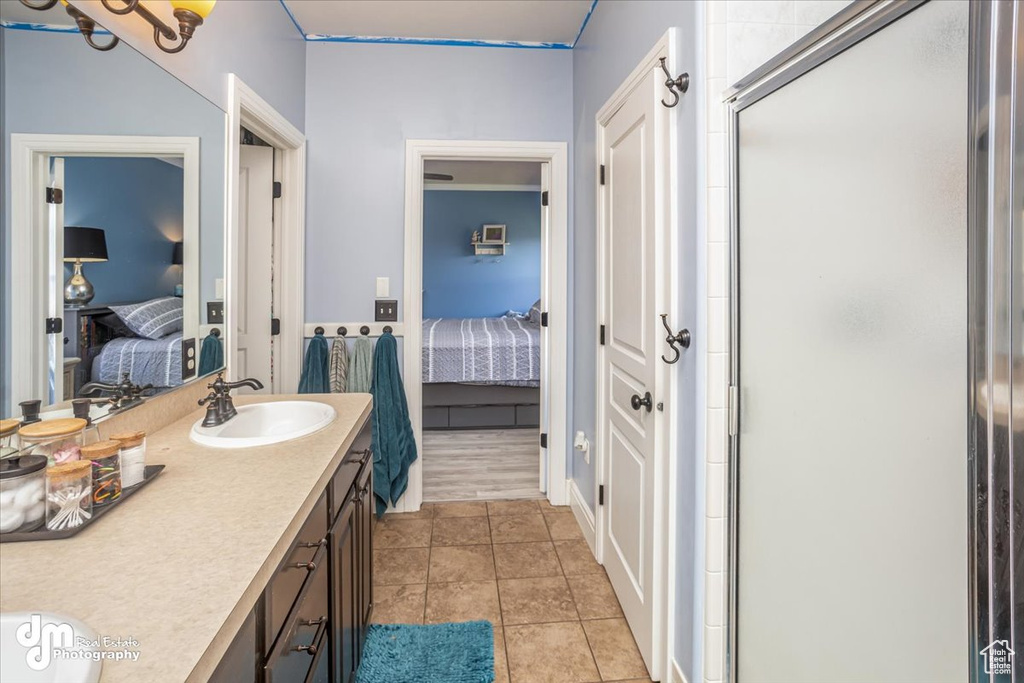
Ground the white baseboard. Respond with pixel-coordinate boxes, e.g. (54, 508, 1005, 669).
(568, 478, 597, 553)
(671, 658, 688, 683)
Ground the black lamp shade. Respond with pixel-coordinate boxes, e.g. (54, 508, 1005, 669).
(64, 226, 108, 263)
(172, 241, 184, 265)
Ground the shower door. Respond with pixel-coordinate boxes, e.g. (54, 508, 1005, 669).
(730, 2, 970, 681)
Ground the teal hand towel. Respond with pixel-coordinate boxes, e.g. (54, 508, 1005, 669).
(198, 332, 224, 376)
(298, 333, 330, 393)
(347, 336, 373, 394)
(370, 332, 417, 517)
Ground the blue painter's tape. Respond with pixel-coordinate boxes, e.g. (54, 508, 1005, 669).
(304, 34, 573, 49)
(572, 0, 599, 48)
(0, 20, 111, 35)
(277, 0, 306, 39)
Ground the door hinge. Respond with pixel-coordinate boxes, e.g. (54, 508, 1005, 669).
(45, 317, 63, 334)
(598, 485, 605, 506)
(541, 312, 549, 328)
(541, 190, 549, 207)
(599, 324, 606, 345)
(728, 385, 739, 436)
(271, 318, 281, 336)
(540, 432, 548, 449)
(273, 181, 282, 199)
(46, 188, 63, 205)
(599, 165, 606, 185)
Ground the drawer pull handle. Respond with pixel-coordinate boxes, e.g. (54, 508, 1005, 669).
(294, 560, 317, 572)
(302, 617, 326, 627)
(294, 643, 318, 656)
(297, 538, 326, 549)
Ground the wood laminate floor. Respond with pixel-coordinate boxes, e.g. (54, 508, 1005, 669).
(422, 429, 542, 502)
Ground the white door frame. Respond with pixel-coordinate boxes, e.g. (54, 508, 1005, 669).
(226, 74, 305, 392)
(402, 139, 570, 511)
(594, 29, 681, 682)
(9, 133, 200, 408)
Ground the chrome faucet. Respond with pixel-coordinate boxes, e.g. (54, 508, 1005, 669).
(79, 373, 154, 411)
(198, 372, 265, 427)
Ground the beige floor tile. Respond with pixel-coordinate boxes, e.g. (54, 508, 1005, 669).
(432, 516, 492, 546)
(424, 580, 502, 624)
(370, 583, 426, 624)
(433, 501, 489, 518)
(554, 540, 603, 576)
(373, 547, 430, 585)
(493, 625, 510, 683)
(491, 514, 551, 544)
(383, 503, 435, 521)
(374, 517, 433, 548)
(544, 510, 585, 541)
(493, 541, 562, 579)
(504, 622, 600, 683)
(581, 618, 649, 681)
(498, 576, 578, 625)
(428, 544, 496, 583)
(488, 499, 541, 516)
(567, 574, 624, 620)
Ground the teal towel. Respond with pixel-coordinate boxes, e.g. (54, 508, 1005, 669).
(370, 332, 417, 517)
(198, 333, 224, 376)
(347, 336, 373, 393)
(298, 333, 330, 393)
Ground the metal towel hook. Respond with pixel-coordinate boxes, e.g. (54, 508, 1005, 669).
(658, 57, 689, 108)
(660, 314, 691, 364)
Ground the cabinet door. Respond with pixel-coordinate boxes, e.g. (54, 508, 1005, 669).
(209, 605, 258, 683)
(330, 497, 358, 683)
(355, 460, 374, 652)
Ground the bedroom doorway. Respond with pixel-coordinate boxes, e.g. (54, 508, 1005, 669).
(420, 160, 546, 501)
(402, 140, 570, 511)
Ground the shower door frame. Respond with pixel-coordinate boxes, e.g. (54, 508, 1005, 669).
(723, 1, 1019, 681)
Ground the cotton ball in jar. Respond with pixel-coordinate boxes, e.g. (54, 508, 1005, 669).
(0, 488, 15, 508)
(13, 479, 44, 508)
(0, 508, 25, 533)
(24, 502, 45, 523)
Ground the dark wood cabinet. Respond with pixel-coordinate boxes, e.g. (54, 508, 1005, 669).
(213, 417, 373, 683)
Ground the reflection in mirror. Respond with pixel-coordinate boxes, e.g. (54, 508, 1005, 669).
(1, 15, 227, 422)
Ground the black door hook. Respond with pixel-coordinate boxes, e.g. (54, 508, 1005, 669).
(660, 314, 691, 364)
(659, 57, 690, 108)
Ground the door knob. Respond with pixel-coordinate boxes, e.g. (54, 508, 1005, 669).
(630, 392, 653, 412)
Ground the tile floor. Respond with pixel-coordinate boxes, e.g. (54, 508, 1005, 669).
(371, 499, 652, 683)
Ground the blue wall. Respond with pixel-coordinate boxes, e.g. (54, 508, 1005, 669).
(63, 157, 183, 305)
(573, 2, 701, 680)
(423, 190, 541, 318)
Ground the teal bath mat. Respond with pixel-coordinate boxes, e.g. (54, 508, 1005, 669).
(356, 621, 494, 683)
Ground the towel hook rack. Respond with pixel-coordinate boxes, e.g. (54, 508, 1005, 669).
(337, 326, 348, 336)
(360, 325, 371, 336)
(658, 57, 689, 108)
(314, 326, 325, 336)
(383, 325, 393, 334)
(210, 327, 221, 338)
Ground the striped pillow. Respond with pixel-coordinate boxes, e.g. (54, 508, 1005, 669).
(109, 297, 183, 340)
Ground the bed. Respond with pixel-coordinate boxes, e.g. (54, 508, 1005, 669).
(91, 332, 184, 388)
(422, 316, 541, 430)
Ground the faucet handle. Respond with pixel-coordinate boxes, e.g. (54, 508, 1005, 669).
(198, 391, 219, 407)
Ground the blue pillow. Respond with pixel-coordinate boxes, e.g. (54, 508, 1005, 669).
(528, 299, 542, 326)
(109, 297, 183, 340)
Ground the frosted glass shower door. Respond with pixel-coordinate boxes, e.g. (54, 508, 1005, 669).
(734, 2, 970, 681)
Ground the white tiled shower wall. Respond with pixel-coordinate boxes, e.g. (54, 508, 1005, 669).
(701, 2, 851, 682)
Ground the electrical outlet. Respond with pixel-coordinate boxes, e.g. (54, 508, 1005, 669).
(181, 338, 197, 379)
(375, 299, 398, 322)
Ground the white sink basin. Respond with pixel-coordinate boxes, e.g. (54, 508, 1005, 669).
(0, 612, 101, 683)
(190, 401, 337, 448)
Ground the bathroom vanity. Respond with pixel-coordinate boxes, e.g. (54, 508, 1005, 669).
(0, 393, 374, 683)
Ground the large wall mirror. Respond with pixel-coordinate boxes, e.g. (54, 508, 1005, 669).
(1, 2, 227, 423)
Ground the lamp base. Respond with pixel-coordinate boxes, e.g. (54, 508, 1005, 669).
(64, 261, 95, 307)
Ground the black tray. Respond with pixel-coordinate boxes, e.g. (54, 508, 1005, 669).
(0, 464, 165, 543)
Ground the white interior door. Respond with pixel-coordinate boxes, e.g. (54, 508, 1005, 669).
(539, 161, 551, 493)
(599, 67, 658, 672)
(47, 157, 66, 405)
(236, 145, 274, 391)
(734, 2, 969, 680)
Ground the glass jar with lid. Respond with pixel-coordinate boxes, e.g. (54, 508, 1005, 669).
(19, 418, 87, 465)
(110, 431, 146, 488)
(0, 454, 47, 533)
(80, 440, 122, 508)
(45, 460, 92, 531)
(0, 419, 20, 459)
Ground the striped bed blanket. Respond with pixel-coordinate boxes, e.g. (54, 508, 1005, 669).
(92, 332, 183, 388)
(422, 317, 540, 387)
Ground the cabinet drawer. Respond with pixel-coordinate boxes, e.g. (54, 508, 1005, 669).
(330, 422, 372, 522)
(264, 545, 329, 683)
(265, 493, 328, 652)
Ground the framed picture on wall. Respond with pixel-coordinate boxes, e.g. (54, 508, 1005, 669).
(481, 224, 506, 244)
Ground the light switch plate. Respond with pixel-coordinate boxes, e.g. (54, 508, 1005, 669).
(207, 301, 224, 324)
(375, 299, 398, 322)
(376, 277, 390, 298)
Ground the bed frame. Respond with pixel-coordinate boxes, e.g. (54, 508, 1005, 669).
(422, 383, 540, 430)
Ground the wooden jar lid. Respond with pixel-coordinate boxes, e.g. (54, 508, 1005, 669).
(46, 460, 92, 480)
(81, 440, 121, 459)
(110, 431, 145, 449)
(0, 419, 19, 438)
(19, 418, 87, 439)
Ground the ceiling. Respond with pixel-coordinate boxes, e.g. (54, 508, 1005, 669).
(284, 0, 593, 45)
(424, 160, 541, 187)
